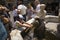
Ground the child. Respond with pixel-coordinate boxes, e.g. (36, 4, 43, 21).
(13, 14, 32, 32)
(26, 4, 37, 20)
(26, 4, 34, 20)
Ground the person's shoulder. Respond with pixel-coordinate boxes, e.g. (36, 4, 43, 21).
(37, 4, 40, 7)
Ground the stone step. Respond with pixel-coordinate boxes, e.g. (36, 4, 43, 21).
(45, 15, 59, 22)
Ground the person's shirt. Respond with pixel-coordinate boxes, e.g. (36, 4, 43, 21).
(13, 21, 21, 28)
(13, 15, 26, 31)
(13, 14, 24, 28)
(26, 7, 34, 20)
(31, 13, 37, 18)
(27, 7, 33, 16)
(12, 9, 17, 17)
(37, 10, 46, 19)
(0, 19, 7, 40)
(36, 4, 40, 12)
(18, 4, 27, 15)
(13, 21, 26, 32)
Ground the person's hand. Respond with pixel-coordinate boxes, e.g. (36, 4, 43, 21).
(28, 24, 33, 28)
(23, 23, 33, 28)
(30, 24, 33, 27)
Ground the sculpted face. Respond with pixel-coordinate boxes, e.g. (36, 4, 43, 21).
(40, 4, 46, 10)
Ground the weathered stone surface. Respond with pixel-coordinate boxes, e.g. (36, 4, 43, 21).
(45, 15, 59, 22)
(45, 22, 59, 33)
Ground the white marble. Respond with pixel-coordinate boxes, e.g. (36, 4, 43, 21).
(45, 22, 59, 33)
